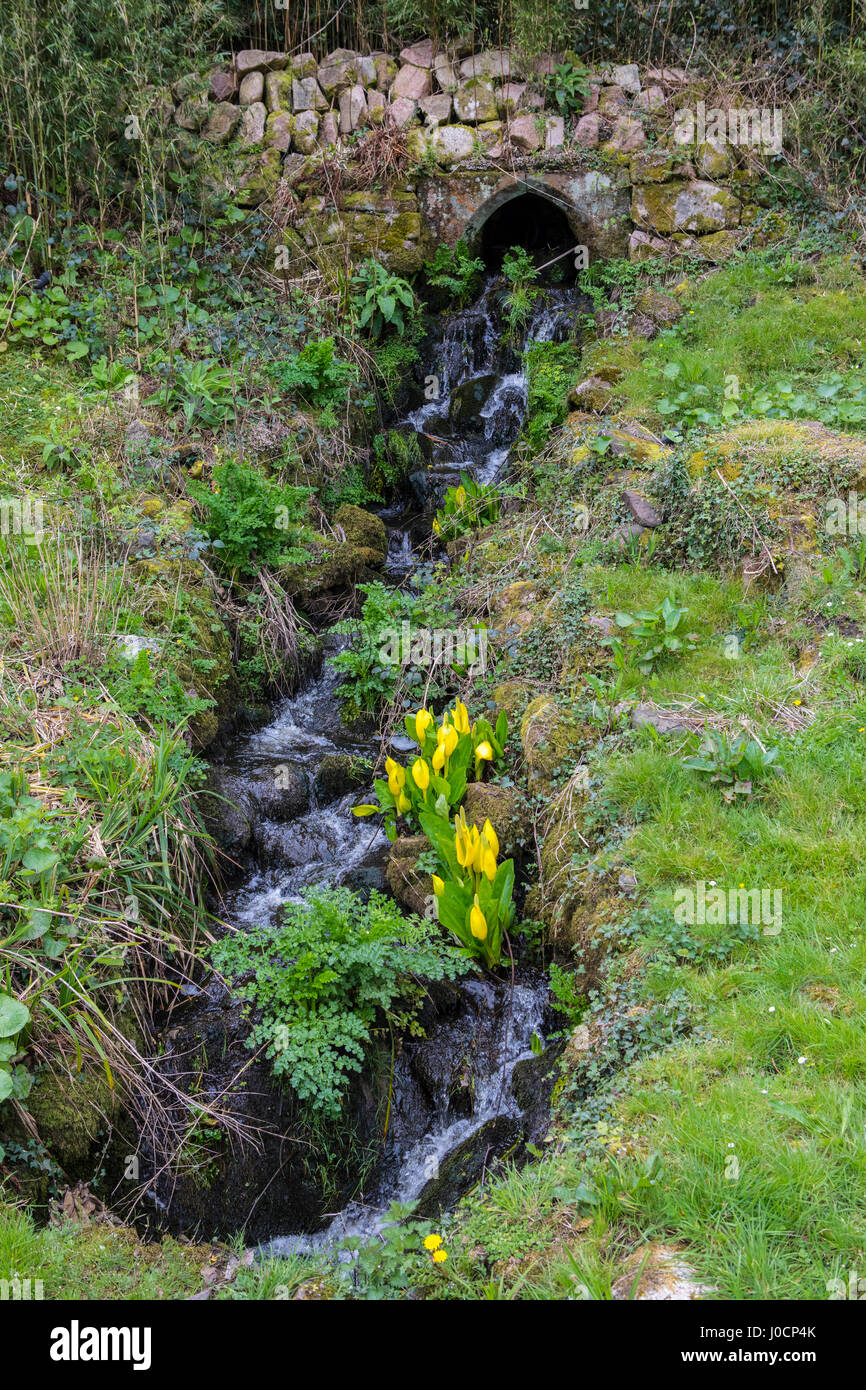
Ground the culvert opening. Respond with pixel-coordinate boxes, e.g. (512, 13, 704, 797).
(478, 191, 576, 278)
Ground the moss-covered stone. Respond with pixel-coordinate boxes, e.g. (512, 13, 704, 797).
(384, 834, 431, 916)
(631, 179, 741, 235)
(462, 781, 531, 859)
(333, 504, 387, 563)
(520, 696, 587, 789)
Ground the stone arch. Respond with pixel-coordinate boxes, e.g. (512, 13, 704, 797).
(419, 170, 632, 268)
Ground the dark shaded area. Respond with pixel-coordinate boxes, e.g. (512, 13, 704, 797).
(479, 191, 576, 278)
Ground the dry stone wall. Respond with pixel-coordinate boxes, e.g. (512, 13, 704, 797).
(164, 43, 770, 273)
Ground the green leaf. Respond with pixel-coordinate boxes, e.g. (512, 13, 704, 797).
(0, 994, 30, 1039)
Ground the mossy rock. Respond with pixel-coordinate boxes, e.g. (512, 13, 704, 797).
(490, 580, 547, 636)
(491, 678, 538, 726)
(314, 752, 373, 804)
(332, 504, 387, 563)
(462, 781, 531, 859)
(384, 835, 431, 916)
(279, 535, 383, 600)
(566, 412, 668, 466)
(520, 696, 587, 789)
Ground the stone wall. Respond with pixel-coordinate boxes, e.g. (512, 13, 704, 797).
(164, 42, 769, 273)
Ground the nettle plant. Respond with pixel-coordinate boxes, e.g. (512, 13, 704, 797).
(682, 729, 782, 800)
(433, 473, 501, 542)
(604, 596, 699, 676)
(354, 701, 509, 839)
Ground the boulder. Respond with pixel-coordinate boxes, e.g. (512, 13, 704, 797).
(391, 62, 433, 101)
(696, 138, 733, 179)
(628, 228, 672, 261)
(623, 488, 663, 527)
(236, 50, 288, 77)
(496, 82, 526, 115)
(239, 70, 264, 105)
(289, 52, 318, 80)
(633, 84, 665, 114)
(366, 88, 387, 125)
(458, 49, 513, 80)
(453, 78, 497, 123)
(568, 376, 614, 412)
(319, 111, 339, 146)
(597, 84, 629, 118)
(385, 835, 430, 916)
(175, 96, 209, 132)
(609, 62, 641, 94)
(543, 115, 565, 148)
(201, 102, 240, 145)
(419, 92, 452, 125)
(509, 113, 542, 152)
(314, 752, 372, 805)
(434, 55, 459, 91)
(632, 179, 741, 234)
(339, 83, 368, 133)
(429, 124, 475, 165)
(632, 288, 683, 327)
(209, 69, 237, 103)
(388, 96, 418, 127)
(373, 53, 399, 89)
(291, 110, 320, 154)
(400, 39, 436, 68)
(317, 57, 358, 98)
(332, 504, 387, 562)
(264, 70, 293, 112)
(575, 113, 600, 148)
(630, 147, 695, 183)
(602, 115, 646, 157)
(239, 102, 267, 147)
(292, 76, 327, 112)
(264, 111, 293, 152)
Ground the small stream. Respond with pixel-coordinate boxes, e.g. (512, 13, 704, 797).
(147, 267, 584, 1245)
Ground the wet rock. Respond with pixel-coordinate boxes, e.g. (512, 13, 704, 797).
(199, 769, 254, 855)
(413, 1114, 520, 1216)
(623, 488, 662, 527)
(254, 820, 327, 869)
(243, 762, 310, 820)
(314, 752, 372, 805)
(448, 373, 497, 428)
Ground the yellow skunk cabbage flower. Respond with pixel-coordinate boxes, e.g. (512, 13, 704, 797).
(432, 744, 446, 774)
(456, 485, 467, 506)
(414, 708, 433, 743)
(482, 819, 499, 859)
(438, 723, 459, 758)
(475, 741, 493, 762)
(432, 875, 444, 897)
(397, 792, 411, 815)
(455, 809, 470, 867)
(452, 700, 470, 735)
(411, 758, 430, 794)
(482, 848, 497, 881)
(385, 757, 406, 797)
(470, 895, 488, 940)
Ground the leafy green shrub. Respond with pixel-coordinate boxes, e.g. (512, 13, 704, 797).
(433, 473, 500, 541)
(352, 258, 416, 338)
(331, 580, 456, 721)
(546, 60, 591, 116)
(152, 358, 236, 428)
(524, 340, 582, 450)
(424, 239, 485, 307)
(682, 729, 781, 800)
(210, 888, 466, 1116)
(268, 337, 356, 413)
(604, 597, 699, 675)
(190, 460, 313, 575)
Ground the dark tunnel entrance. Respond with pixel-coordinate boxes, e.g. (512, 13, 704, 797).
(478, 190, 577, 279)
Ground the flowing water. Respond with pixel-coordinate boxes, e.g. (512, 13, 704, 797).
(150, 270, 584, 1244)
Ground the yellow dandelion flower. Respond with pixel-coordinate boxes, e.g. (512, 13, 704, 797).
(424, 1233, 442, 1251)
(432, 1248, 448, 1263)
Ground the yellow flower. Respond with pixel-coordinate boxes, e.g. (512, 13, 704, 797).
(423, 1233, 442, 1251)
(432, 744, 446, 774)
(414, 708, 433, 743)
(432, 875, 444, 897)
(452, 700, 470, 735)
(482, 848, 497, 882)
(455, 810, 470, 867)
(432, 517, 441, 535)
(412, 758, 430, 793)
(432, 1248, 448, 1263)
(475, 740, 493, 762)
(438, 722, 459, 757)
(470, 895, 487, 941)
(397, 791, 411, 814)
(482, 819, 499, 858)
(455, 485, 467, 506)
